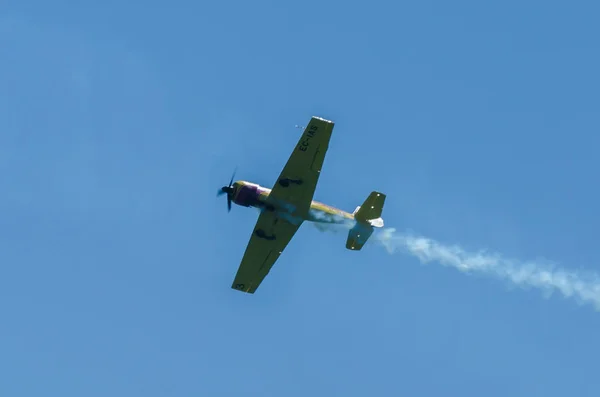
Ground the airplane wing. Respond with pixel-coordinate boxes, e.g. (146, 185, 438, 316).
(231, 116, 334, 294)
(231, 210, 302, 293)
(266, 116, 335, 218)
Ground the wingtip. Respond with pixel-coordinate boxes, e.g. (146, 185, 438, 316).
(312, 116, 334, 124)
(231, 283, 256, 294)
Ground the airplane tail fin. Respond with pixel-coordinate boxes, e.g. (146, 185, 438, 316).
(346, 191, 386, 250)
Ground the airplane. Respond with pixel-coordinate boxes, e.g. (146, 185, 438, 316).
(217, 116, 386, 294)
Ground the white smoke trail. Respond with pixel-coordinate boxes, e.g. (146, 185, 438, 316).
(372, 227, 600, 310)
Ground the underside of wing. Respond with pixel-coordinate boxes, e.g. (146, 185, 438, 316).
(231, 210, 302, 294)
(267, 116, 335, 218)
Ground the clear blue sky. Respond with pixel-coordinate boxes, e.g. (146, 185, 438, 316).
(2, 1, 600, 396)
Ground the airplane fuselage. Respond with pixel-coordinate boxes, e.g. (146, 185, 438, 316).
(230, 180, 354, 224)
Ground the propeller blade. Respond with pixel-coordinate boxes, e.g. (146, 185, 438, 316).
(218, 167, 238, 212)
(228, 167, 237, 187)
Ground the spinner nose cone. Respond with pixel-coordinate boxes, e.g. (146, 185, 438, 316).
(217, 186, 230, 196)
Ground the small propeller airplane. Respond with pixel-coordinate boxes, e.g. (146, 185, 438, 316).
(217, 116, 386, 294)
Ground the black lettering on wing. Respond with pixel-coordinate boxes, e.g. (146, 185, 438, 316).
(297, 124, 317, 151)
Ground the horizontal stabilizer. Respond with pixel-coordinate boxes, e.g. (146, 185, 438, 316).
(354, 191, 386, 227)
(346, 222, 374, 251)
(346, 191, 386, 250)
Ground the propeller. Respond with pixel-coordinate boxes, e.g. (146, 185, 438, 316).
(217, 168, 237, 212)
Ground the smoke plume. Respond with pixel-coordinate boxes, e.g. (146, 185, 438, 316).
(372, 227, 600, 310)
(263, 205, 600, 310)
